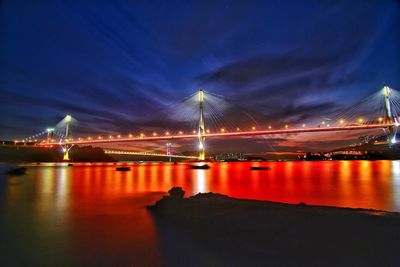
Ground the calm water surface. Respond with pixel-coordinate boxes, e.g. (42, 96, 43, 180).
(1, 160, 400, 266)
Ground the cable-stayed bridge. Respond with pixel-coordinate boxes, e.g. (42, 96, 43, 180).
(13, 86, 400, 161)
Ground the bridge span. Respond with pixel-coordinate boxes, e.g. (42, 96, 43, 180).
(43, 123, 394, 146)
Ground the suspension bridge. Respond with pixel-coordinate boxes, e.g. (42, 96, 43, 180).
(12, 86, 400, 161)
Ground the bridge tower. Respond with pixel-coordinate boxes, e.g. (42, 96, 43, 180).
(166, 142, 172, 162)
(46, 128, 54, 145)
(383, 86, 398, 145)
(62, 115, 73, 161)
(198, 89, 206, 160)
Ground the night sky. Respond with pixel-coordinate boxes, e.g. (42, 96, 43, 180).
(1, 1, 399, 151)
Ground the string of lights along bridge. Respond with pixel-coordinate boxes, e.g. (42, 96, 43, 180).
(15, 86, 400, 161)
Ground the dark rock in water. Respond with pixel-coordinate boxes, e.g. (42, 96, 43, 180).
(148, 187, 186, 211)
(6, 167, 26, 175)
(168, 187, 185, 198)
(68, 163, 74, 166)
(116, 166, 131, 171)
(189, 164, 210, 169)
(148, 188, 400, 266)
(250, 166, 270, 170)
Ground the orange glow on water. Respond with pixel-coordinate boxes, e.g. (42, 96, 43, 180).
(2, 160, 400, 265)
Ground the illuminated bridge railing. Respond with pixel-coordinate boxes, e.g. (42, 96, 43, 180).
(104, 150, 198, 159)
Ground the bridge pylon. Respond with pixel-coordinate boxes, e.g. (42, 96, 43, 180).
(383, 86, 398, 145)
(62, 115, 73, 161)
(166, 142, 172, 162)
(198, 89, 206, 160)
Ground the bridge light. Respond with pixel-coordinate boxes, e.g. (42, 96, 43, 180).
(268, 125, 272, 130)
(117, 135, 121, 138)
(193, 130, 196, 134)
(179, 131, 183, 135)
(302, 124, 306, 128)
(128, 134, 133, 138)
(165, 131, 170, 136)
(378, 117, 383, 123)
(198, 89, 204, 102)
(88, 137, 92, 140)
(199, 142, 204, 150)
(383, 86, 390, 97)
(327, 124, 330, 127)
(251, 126, 256, 130)
(236, 127, 240, 131)
(140, 133, 145, 138)
(109, 135, 113, 139)
(65, 115, 72, 123)
(321, 121, 325, 125)
(98, 136, 102, 139)
(358, 118, 363, 123)
(206, 129, 210, 133)
(220, 128, 225, 133)
(153, 132, 157, 136)
(339, 119, 344, 124)
(78, 138, 82, 141)
(285, 124, 289, 129)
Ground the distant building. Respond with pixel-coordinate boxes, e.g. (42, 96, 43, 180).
(215, 152, 246, 161)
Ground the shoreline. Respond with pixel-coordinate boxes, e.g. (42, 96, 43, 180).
(149, 189, 400, 266)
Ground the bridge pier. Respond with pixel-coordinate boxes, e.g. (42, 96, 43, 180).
(63, 146, 70, 161)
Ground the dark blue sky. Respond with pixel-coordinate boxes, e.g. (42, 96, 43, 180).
(1, 0, 399, 145)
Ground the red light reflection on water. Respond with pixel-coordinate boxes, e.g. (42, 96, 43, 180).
(3, 160, 400, 265)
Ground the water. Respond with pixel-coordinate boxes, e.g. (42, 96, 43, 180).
(1, 160, 400, 266)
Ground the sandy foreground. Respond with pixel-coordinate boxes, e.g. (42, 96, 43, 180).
(149, 190, 400, 267)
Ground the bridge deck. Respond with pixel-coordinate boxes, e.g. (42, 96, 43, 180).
(42, 124, 392, 146)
